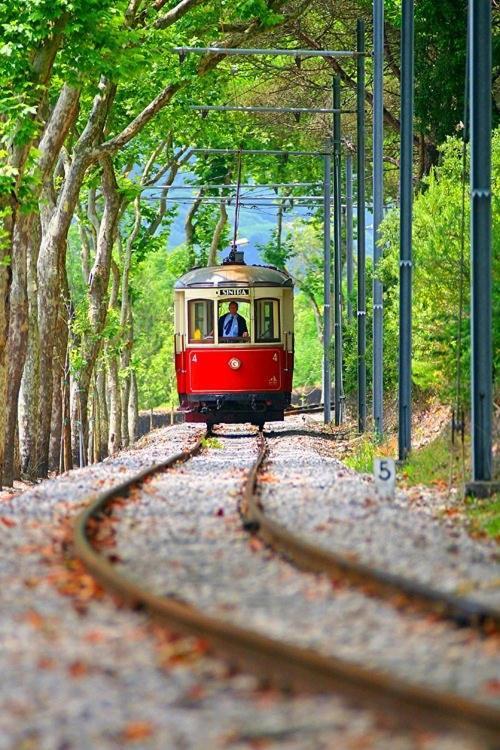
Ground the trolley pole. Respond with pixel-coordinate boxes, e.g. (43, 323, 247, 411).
(346, 153, 354, 321)
(357, 19, 367, 433)
(372, 0, 384, 437)
(468, 0, 492, 486)
(333, 76, 343, 425)
(323, 144, 332, 423)
(398, 0, 414, 461)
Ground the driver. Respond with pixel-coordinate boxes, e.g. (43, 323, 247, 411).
(218, 301, 249, 339)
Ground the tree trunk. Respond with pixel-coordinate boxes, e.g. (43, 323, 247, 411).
(37, 81, 115, 476)
(37, 154, 90, 475)
(92, 379, 101, 464)
(3, 213, 29, 485)
(48, 263, 69, 473)
(128, 371, 138, 444)
(208, 199, 228, 266)
(107, 258, 122, 455)
(96, 365, 108, 460)
(19, 217, 41, 479)
(77, 154, 121, 454)
(107, 355, 122, 455)
(184, 189, 204, 266)
(61, 348, 72, 472)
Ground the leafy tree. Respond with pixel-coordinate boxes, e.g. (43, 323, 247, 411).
(378, 128, 500, 401)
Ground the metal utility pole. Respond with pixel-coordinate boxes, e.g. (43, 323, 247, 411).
(372, 0, 384, 437)
(323, 144, 332, 423)
(469, 0, 492, 485)
(346, 153, 354, 321)
(357, 19, 366, 433)
(398, 0, 414, 461)
(333, 76, 343, 425)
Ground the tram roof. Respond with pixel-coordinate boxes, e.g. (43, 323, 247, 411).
(175, 263, 293, 289)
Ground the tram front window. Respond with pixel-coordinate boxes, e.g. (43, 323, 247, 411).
(217, 300, 251, 342)
(188, 299, 214, 343)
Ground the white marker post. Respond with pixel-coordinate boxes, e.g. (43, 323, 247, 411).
(374, 457, 396, 499)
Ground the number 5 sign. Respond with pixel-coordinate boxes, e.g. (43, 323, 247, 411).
(373, 458, 396, 499)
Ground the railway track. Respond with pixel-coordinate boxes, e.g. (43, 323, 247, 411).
(73, 426, 500, 746)
(242, 432, 500, 632)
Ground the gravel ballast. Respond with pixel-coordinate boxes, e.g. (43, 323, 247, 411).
(0, 419, 497, 749)
(113, 424, 500, 711)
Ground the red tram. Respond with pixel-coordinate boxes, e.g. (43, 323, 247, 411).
(174, 253, 294, 428)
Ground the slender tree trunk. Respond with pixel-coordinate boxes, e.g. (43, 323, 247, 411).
(61, 348, 72, 472)
(77, 154, 121, 454)
(70, 376, 83, 467)
(19, 217, 41, 478)
(49, 352, 63, 474)
(96, 365, 108, 460)
(93, 379, 101, 463)
(119, 309, 133, 448)
(107, 355, 122, 455)
(3, 213, 29, 485)
(184, 189, 204, 266)
(107, 259, 122, 455)
(48, 261, 69, 473)
(128, 371, 138, 444)
(208, 199, 228, 266)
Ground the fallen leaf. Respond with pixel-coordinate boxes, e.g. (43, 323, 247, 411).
(122, 721, 154, 742)
(37, 657, 55, 670)
(483, 678, 500, 695)
(68, 660, 88, 678)
(249, 538, 263, 553)
(22, 609, 45, 629)
(0, 516, 16, 527)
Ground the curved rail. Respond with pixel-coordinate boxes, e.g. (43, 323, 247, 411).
(284, 404, 324, 416)
(73, 430, 500, 745)
(240, 432, 500, 633)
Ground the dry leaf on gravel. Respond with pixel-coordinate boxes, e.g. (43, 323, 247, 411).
(122, 721, 154, 742)
(0, 516, 16, 527)
(68, 660, 88, 678)
(248, 537, 264, 552)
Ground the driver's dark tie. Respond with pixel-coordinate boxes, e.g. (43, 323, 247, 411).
(224, 317, 233, 336)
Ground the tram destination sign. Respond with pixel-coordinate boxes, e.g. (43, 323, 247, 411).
(216, 288, 250, 297)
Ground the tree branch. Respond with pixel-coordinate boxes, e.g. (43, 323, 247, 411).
(296, 29, 402, 134)
(155, 0, 205, 29)
(98, 0, 289, 155)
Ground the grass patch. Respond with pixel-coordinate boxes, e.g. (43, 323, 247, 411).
(465, 495, 500, 539)
(344, 435, 396, 474)
(400, 430, 469, 489)
(201, 436, 223, 450)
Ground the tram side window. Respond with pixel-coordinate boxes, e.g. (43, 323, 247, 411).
(255, 299, 280, 342)
(188, 299, 214, 343)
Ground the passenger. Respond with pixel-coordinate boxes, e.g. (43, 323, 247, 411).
(218, 301, 249, 339)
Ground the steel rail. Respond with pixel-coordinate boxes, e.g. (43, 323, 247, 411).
(72, 431, 500, 744)
(284, 405, 324, 415)
(241, 434, 500, 633)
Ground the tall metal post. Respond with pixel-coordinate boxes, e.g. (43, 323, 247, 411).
(323, 145, 332, 423)
(372, 0, 384, 436)
(333, 75, 343, 425)
(398, 0, 414, 460)
(346, 153, 354, 321)
(469, 0, 492, 482)
(356, 19, 366, 433)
